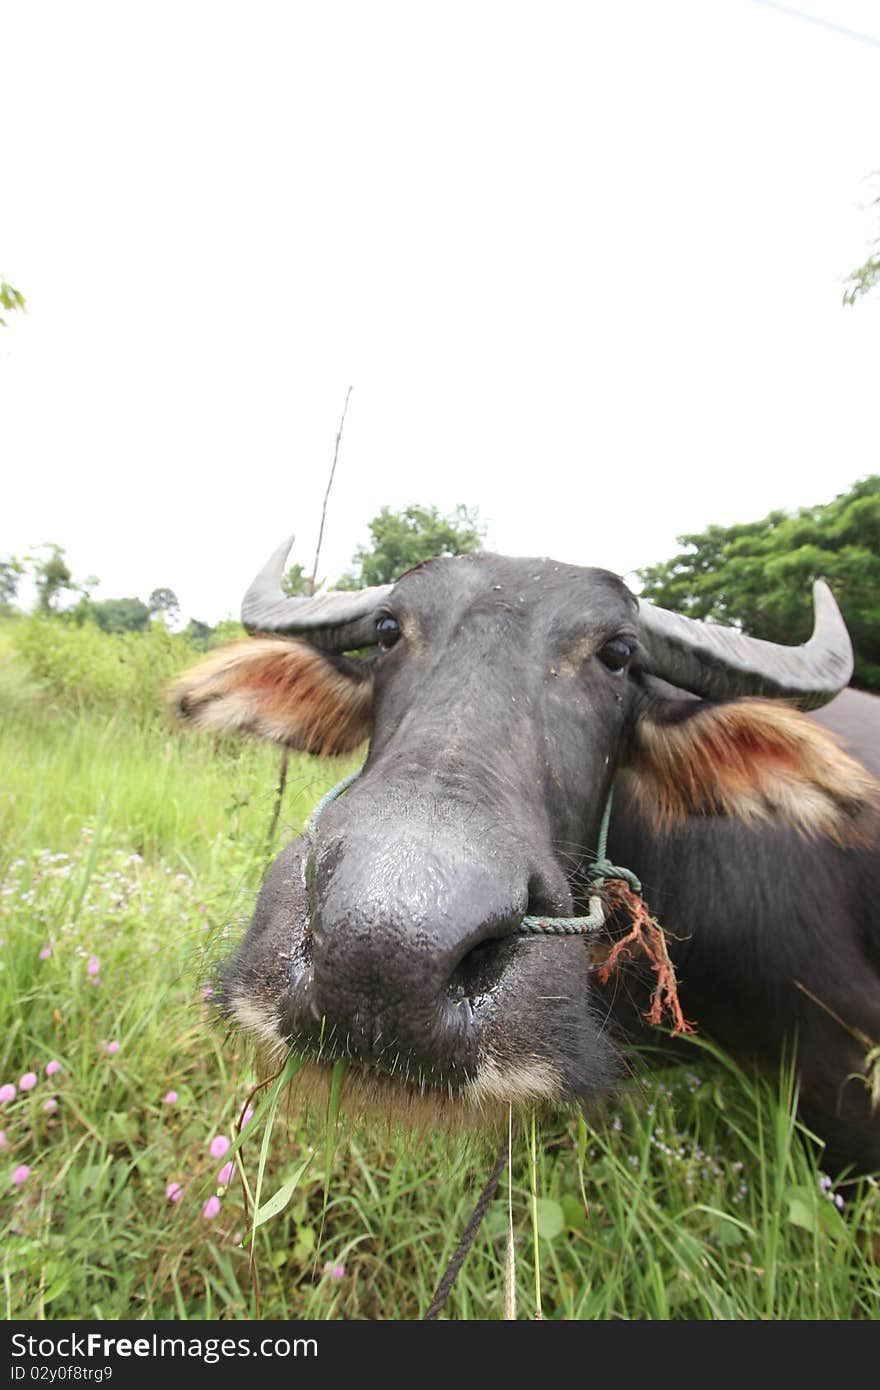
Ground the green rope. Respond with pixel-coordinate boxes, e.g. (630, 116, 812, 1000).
(305, 768, 363, 839)
(519, 787, 640, 937)
(305, 769, 643, 939)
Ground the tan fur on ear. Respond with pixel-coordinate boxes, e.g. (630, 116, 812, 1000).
(168, 638, 373, 756)
(626, 699, 879, 842)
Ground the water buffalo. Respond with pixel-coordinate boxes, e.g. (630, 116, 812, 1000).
(172, 539, 880, 1173)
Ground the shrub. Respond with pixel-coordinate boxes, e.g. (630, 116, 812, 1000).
(11, 616, 209, 720)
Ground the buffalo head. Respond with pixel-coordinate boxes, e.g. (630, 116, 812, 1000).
(171, 538, 878, 1143)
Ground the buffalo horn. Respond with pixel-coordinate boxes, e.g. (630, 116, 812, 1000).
(240, 535, 393, 652)
(637, 581, 853, 709)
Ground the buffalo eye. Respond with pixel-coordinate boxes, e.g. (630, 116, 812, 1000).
(375, 614, 401, 650)
(597, 637, 633, 672)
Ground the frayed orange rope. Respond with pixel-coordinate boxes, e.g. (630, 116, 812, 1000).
(597, 880, 695, 1036)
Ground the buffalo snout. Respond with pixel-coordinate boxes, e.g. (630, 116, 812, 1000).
(308, 828, 530, 1073)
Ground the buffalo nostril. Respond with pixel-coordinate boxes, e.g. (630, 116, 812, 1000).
(448, 934, 519, 1003)
(526, 871, 568, 918)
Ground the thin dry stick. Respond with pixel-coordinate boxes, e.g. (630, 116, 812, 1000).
(265, 387, 354, 851)
(309, 384, 353, 596)
(793, 979, 878, 1049)
(265, 749, 289, 853)
(794, 979, 880, 1108)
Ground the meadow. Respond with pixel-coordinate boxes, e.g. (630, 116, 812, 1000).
(1, 614, 878, 1321)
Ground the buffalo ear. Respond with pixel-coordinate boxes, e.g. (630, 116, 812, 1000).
(168, 638, 373, 757)
(623, 693, 878, 841)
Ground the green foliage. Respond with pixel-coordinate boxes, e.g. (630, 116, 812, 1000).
(844, 253, 880, 306)
(637, 476, 880, 690)
(180, 618, 247, 651)
(336, 503, 484, 589)
(183, 618, 215, 650)
(90, 596, 151, 634)
(0, 556, 23, 608)
(32, 544, 76, 614)
(843, 179, 880, 306)
(6, 549, 192, 638)
(0, 628, 294, 863)
(10, 614, 201, 719)
(211, 618, 247, 644)
(281, 562, 314, 597)
(0, 278, 26, 327)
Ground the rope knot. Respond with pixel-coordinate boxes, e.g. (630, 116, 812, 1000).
(586, 858, 642, 895)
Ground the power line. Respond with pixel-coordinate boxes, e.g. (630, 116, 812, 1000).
(751, 0, 880, 49)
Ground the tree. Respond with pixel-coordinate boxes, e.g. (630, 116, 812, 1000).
(29, 544, 98, 616)
(0, 556, 23, 609)
(281, 563, 315, 598)
(33, 544, 75, 614)
(90, 597, 151, 633)
(148, 587, 180, 624)
(0, 279, 26, 328)
(337, 504, 484, 589)
(636, 476, 880, 691)
(183, 618, 214, 650)
(843, 174, 880, 306)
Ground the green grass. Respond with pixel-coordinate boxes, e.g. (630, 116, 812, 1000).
(1, 625, 878, 1320)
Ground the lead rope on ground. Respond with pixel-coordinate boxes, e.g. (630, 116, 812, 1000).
(423, 1137, 511, 1320)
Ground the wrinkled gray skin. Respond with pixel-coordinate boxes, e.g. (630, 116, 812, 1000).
(224, 554, 880, 1171)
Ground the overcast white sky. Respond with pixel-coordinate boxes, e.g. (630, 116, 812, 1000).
(2, 0, 879, 623)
